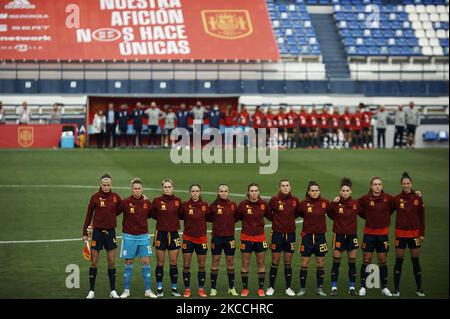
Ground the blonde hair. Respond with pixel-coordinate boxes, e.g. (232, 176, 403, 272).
(161, 179, 174, 187)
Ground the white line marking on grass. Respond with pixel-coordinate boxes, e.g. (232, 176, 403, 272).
(0, 184, 270, 199)
(0, 221, 303, 244)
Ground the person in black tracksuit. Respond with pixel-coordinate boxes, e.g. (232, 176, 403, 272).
(131, 103, 146, 148)
(118, 104, 130, 147)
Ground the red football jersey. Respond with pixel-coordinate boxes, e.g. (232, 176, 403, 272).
(286, 111, 297, 128)
(331, 113, 341, 129)
(309, 112, 319, 128)
(352, 112, 362, 131)
(341, 112, 352, 129)
(298, 111, 308, 128)
(319, 112, 330, 129)
(252, 111, 265, 129)
(266, 112, 275, 128)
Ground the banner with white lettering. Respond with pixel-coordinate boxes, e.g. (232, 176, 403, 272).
(0, 0, 279, 60)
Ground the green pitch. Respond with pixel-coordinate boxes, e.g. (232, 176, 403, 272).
(0, 148, 447, 299)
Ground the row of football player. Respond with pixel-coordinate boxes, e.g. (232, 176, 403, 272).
(94, 101, 420, 149)
(82, 172, 424, 298)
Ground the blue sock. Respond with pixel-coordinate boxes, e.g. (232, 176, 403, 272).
(171, 283, 177, 290)
(124, 263, 134, 290)
(157, 282, 163, 290)
(331, 281, 337, 289)
(349, 282, 355, 289)
(142, 264, 151, 291)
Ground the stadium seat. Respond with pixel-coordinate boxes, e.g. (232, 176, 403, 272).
(423, 131, 438, 141)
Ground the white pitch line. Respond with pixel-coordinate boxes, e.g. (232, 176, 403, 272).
(0, 221, 303, 245)
(0, 184, 270, 199)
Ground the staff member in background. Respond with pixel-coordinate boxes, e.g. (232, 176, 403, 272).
(131, 102, 145, 148)
(207, 184, 239, 297)
(18, 101, 32, 124)
(163, 106, 177, 148)
(179, 184, 209, 298)
(296, 181, 331, 297)
(118, 103, 130, 148)
(266, 180, 300, 297)
(145, 101, 164, 148)
(93, 109, 106, 149)
(376, 105, 388, 149)
(105, 103, 118, 148)
(150, 179, 183, 298)
(117, 178, 157, 299)
(328, 178, 359, 296)
(235, 183, 271, 297)
(405, 101, 420, 149)
(392, 172, 425, 297)
(82, 173, 121, 299)
(0, 101, 6, 124)
(48, 103, 62, 124)
(393, 105, 406, 149)
(357, 177, 394, 297)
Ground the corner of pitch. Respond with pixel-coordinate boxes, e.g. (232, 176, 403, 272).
(169, 121, 279, 175)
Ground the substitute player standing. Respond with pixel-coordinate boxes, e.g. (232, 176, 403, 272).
(296, 181, 331, 297)
(150, 179, 183, 297)
(235, 183, 272, 297)
(117, 178, 157, 299)
(179, 184, 209, 298)
(328, 178, 359, 296)
(357, 177, 394, 297)
(82, 173, 121, 299)
(266, 180, 300, 297)
(392, 172, 425, 297)
(207, 184, 239, 296)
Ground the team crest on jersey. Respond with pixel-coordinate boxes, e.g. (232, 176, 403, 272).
(202, 205, 206, 212)
(161, 204, 167, 211)
(278, 201, 284, 210)
(113, 196, 117, 203)
(352, 203, 357, 210)
(321, 202, 327, 209)
(189, 209, 194, 215)
(130, 207, 135, 214)
(175, 200, 180, 207)
(260, 204, 265, 210)
(143, 203, 148, 209)
(201, 10, 253, 40)
(413, 199, 419, 206)
(338, 207, 344, 214)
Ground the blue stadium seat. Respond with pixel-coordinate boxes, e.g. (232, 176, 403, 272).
(423, 131, 438, 141)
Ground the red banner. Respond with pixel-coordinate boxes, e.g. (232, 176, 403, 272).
(0, 124, 77, 148)
(0, 0, 279, 61)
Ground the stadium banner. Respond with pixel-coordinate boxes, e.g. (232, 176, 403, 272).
(0, 124, 75, 148)
(0, 0, 280, 61)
